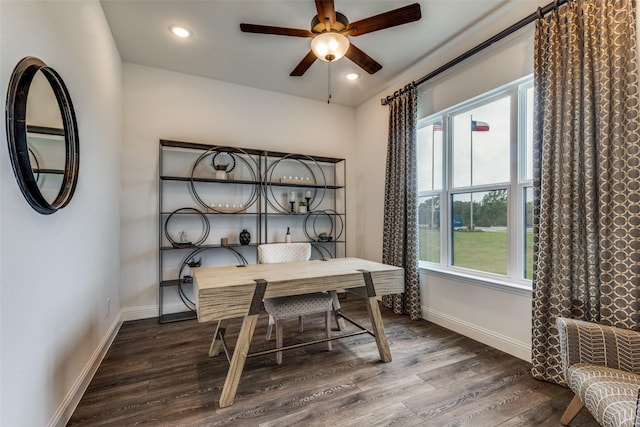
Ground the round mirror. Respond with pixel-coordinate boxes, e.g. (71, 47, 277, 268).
(5, 56, 79, 214)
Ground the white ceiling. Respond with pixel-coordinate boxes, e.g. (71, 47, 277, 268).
(100, 0, 551, 107)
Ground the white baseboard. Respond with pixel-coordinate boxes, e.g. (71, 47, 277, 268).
(121, 304, 158, 321)
(422, 306, 531, 362)
(48, 312, 123, 427)
(47, 302, 194, 426)
(120, 303, 189, 321)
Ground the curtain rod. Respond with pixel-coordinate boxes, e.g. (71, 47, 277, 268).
(381, 0, 570, 105)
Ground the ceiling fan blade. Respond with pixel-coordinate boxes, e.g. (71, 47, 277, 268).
(290, 51, 317, 76)
(315, 0, 336, 29)
(346, 3, 421, 37)
(345, 43, 382, 74)
(240, 23, 313, 38)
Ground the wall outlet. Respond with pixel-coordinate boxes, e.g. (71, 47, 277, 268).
(106, 298, 111, 317)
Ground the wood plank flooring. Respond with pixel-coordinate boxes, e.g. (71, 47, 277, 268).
(68, 297, 598, 426)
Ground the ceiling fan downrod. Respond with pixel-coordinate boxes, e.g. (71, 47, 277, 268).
(327, 59, 332, 104)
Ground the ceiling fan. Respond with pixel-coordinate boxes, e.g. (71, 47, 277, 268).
(240, 1, 422, 77)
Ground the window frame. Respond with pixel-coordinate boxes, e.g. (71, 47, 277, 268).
(417, 75, 534, 291)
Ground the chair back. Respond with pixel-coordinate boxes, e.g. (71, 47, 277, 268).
(258, 243, 311, 264)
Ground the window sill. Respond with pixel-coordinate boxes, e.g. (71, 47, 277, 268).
(418, 263, 532, 297)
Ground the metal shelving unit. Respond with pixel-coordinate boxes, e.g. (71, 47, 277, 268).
(158, 139, 346, 323)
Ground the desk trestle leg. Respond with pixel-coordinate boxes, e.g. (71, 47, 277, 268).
(361, 271, 392, 363)
(219, 279, 267, 408)
(209, 319, 229, 357)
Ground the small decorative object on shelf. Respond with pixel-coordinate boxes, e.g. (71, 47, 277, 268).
(298, 201, 307, 213)
(173, 230, 193, 248)
(318, 232, 333, 242)
(305, 190, 312, 208)
(211, 151, 236, 180)
(280, 176, 310, 184)
(220, 237, 228, 246)
(187, 257, 202, 267)
(184, 257, 202, 282)
(285, 226, 292, 243)
(239, 229, 251, 245)
(289, 191, 296, 213)
(214, 164, 228, 180)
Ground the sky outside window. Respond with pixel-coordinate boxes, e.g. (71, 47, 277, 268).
(417, 122, 443, 191)
(452, 96, 511, 188)
(525, 86, 534, 180)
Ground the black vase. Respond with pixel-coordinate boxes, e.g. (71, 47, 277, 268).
(239, 229, 251, 245)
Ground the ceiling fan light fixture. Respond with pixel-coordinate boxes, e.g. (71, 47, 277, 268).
(310, 32, 349, 62)
(169, 25, 192, 38)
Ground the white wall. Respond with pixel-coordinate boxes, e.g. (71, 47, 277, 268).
(0, 2, 122, 426)
(354, 24, 536, 361)
(120, 63, 356, 318)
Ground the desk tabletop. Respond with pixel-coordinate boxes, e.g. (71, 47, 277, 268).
(193, 257, 404, 322)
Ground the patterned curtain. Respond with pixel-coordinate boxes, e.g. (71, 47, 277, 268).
(381, 84, 421, 320)
(531, 0, 640, 384)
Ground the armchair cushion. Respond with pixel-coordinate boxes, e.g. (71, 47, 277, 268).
(566, 363, 640, 427)
(556, 317, 640, 426)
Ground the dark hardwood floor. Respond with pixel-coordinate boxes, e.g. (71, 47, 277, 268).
(68, 297, 598, 426)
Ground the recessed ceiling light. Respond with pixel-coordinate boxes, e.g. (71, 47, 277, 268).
(345, 73, 359, 81)
(170, 25, 192, 38)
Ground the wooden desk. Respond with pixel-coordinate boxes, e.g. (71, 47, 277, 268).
(193, 257, 404, 407)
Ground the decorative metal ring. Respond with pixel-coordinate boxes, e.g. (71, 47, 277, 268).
(189, 146, 260, 213)
(264, 154, 327, 213)
(164, 207, 210, 247)
(303, 209, 343, 242)
(310, 243, 334, 260)
(322, 209, 344, 241)
(211, 151, 236, 173)
(176, 246, 250, 311)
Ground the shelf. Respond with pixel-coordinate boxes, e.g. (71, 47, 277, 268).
(160, 311, 197, 323)
(33, 168, 64, 175)
(160, 139, 264, 156)
(267, 181, 344, 189)
(160, 140, 345, 163)
(160, 211, 259, 215)
(161, 176, 343, 189)
(160, 279, 185, 287)
(265, 212, 345, 216)
(161, 175, 260, 185)
(27, 125, 65, 136)
(264, 149, 345, 164)
(161, 243, 258, 250)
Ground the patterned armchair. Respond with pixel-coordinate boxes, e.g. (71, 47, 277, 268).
(258, 243, 333, 365)
(556, 317, 640, 427)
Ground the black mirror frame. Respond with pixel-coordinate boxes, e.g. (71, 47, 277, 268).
(5, 56, 79, 215)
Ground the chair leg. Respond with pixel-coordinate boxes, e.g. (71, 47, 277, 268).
(325, 310, 332, 351)
(276, 320, 283, 365)
(266, 314, 274, 340)
(560, 394, 584, 426)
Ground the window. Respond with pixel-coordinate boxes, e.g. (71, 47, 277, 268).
(417, 76, 534, 286)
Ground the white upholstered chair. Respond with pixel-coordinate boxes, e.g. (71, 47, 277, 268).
(258, 243, 333, 365)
